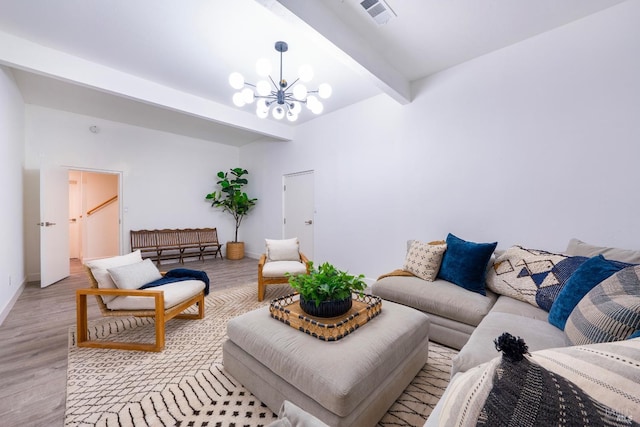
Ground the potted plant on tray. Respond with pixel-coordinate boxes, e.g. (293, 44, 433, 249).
(287, 261, 367, 318)
(205, 167, 257, 260)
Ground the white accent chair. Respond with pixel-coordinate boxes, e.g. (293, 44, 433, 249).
(258, 238, 310, 301)
(78, 251, 205, 352)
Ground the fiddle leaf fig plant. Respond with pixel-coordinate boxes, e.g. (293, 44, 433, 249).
(205, 167, 257, 242)
(287, 261, 367, 307)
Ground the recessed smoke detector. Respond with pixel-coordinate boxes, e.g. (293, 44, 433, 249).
(360, 0, 396, 25)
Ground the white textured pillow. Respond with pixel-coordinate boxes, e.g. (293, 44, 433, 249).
(108, 258, 162, 290)
(403, 240, 447, 281)
(85, 250, 142, 302)
(266, 238, 300, 261)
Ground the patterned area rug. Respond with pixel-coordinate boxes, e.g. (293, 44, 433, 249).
(65, 283, 456, 426)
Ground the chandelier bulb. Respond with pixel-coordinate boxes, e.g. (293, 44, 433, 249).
(256, 106, 269, 119)
(241, 88, 254, 104)
(306, 95, 319, 109)
(290, 101, 302, 115)
(311, 101, 324, 115)
(318, 83, 332, 99)
(232, 92, 246, 107)
(272, 106, 285, 120)
(229, 72, 244, 90)
(256, 80, 271, 96)
(292, 84, 307, 101)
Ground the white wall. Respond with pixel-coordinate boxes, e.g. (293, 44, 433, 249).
(242, 1, 640, 282)
(0, 66, 25, 323)
(24, 105, 241, 279)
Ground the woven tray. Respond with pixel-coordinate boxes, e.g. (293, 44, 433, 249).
(269, 293, 382, 341)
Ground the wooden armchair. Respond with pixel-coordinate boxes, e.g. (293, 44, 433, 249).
(77, 263, 205, 352)
(258, 238, 311, 301)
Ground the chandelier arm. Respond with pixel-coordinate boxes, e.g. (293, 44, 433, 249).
(284, 93, 307, 104)
(287, 77, 301, 89)
(268, 75, 278, 90)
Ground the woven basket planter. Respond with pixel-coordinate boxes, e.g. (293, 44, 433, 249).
(226, 242, 245, 260)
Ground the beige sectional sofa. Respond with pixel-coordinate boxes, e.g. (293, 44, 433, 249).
(371, 237, 640, 426)
(372, 238, 640, 375)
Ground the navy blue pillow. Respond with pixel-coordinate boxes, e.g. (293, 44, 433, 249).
(548, 255, 630, 330)
(629, 330, 640, 340)
(437, 233, 497, 296)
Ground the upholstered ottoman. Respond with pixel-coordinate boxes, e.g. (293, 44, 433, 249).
(223, 300, 430, 427)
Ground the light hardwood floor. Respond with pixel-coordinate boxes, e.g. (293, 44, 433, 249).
(0, 256, 259, 427)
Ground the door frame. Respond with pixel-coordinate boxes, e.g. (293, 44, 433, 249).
(66, 166, 124, 258)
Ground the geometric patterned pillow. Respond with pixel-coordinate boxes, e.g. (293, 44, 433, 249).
(565, 265, 640, 345)
(486, 245, 573, 309)
(537, 255, 588, 312)
(403, 240, 447, 282)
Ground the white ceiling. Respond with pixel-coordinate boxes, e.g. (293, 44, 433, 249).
(0, 0, 628, 145)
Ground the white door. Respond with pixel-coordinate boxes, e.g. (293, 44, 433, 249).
(40, 165, 70, 287)
(283, 171, 314, 259)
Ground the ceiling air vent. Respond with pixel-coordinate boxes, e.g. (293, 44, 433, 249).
(360, 0, 396, 25)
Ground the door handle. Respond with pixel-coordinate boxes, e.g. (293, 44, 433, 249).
(304, 220, 313, 225)
(37, 222, 57, 227)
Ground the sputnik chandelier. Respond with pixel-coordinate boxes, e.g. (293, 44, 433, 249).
(228, 41, 332, 122)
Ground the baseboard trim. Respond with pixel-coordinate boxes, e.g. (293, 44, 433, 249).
(0, 279, 26, 326)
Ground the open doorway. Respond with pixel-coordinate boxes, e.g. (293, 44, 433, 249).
(68, 170, 120, 264)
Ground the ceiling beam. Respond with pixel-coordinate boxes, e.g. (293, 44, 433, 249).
(0, 30, 293, 142)
(257, 0, 411, 105)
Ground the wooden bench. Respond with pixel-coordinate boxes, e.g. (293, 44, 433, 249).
(131, 228, 223, 265)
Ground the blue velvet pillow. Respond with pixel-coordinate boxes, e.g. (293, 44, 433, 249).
(548, 255, 630, 330)
(437, 233, 497, 296)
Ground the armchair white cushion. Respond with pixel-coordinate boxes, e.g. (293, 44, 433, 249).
(106, 280, 205, 311)
(262, 260, 308, 278)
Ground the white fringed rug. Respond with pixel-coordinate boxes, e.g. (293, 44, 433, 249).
(65, 284, 456, 426)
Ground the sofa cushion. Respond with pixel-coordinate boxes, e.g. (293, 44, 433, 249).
(565, 238, 640, 264)
(437, 233, 497, 296)
(451, 309, 566, 375)
(548, 255, 629, 330)
(489, 295, 550, 322)
(107, 258, 162, 290)
(263, 261, 307, 278)
(266, 238, 300, 262)
(402, 240, 447, 281)
(486, 245, 576, 310)
(106, 279, 205, 310)
(85, 250, 142, 303)
(372, 276, 497, 328)
(564, 265, 640, 345)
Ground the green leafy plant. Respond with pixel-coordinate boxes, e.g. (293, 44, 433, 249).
(205, 167, 257, 242)
(287, 261, 367, 307)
